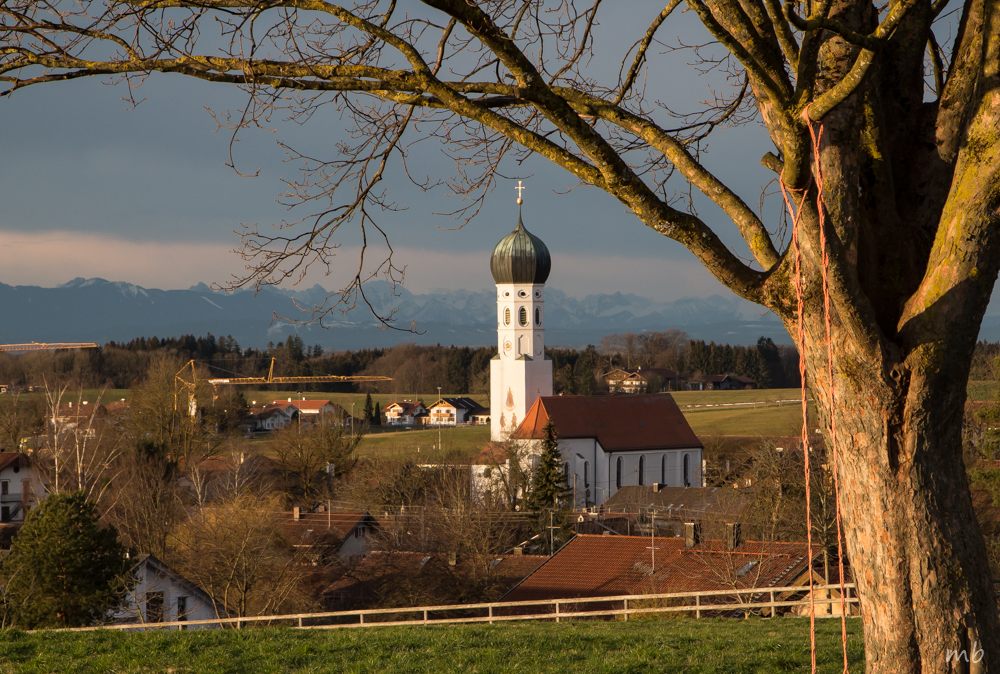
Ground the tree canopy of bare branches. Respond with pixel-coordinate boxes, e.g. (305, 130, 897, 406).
(4, 0, 1000, 667)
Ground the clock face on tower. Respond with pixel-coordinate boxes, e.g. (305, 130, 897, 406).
(503, 339, 512, 355)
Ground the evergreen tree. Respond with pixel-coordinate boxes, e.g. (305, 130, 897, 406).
(363, 393, 375, 423)
(372, 401, 382, 426)
(1, 492, 132, 628)
(527, 420, 568, 510)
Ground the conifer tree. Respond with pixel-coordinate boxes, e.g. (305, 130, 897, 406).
(363, 393, 374, 424)
(0, 492, 132, 628)
(372, 401, 381, 426)
(527, 420, 567, 510)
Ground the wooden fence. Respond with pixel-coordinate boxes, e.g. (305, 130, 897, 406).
(42, 583, 859, 633)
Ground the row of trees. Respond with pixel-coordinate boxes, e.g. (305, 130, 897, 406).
(0, 331, 808, 396)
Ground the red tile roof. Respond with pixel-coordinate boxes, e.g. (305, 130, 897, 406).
(276, 511, 375, 548)
(473, 441, 509, 466)
(0, 453, 28, 473)
(503, 534, 816, 602)
(512, 394, 702, 451)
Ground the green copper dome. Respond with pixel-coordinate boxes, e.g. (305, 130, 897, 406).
(490, 212, 551, 284)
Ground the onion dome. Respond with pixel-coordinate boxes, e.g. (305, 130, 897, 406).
(490, 211, 551, 284)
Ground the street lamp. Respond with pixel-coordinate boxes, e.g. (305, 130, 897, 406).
(350, 402, 355, 438)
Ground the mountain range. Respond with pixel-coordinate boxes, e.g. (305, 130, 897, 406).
(10, 276, 985, 350)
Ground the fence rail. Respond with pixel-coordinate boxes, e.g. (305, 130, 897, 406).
(38, 583, 859, 634)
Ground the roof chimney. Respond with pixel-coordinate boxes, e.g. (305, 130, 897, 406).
(513, 546, 523, 556)
(288, 397, 292, 403)
(652, 483, 662, 493)
(726, 522, 742, 550)
(293, 506, 300, 521)
(684, 522, 700, 548)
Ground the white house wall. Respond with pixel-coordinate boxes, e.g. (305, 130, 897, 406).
(555, 440, 703, 508)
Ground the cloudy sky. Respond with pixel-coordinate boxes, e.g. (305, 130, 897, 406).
(1, 3, 793, 305)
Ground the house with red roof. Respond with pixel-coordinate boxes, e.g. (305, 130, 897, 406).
(604, 367, 683, 393)
(276, 509, 379, 567)
(502, 533, 852, 617)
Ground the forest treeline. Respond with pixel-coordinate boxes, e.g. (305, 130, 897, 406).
(0, 329, 835, 393)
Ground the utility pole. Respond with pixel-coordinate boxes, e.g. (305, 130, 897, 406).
(549, 510, 555, 556)
(437, 385, 442, 454)
(350, 402, 355, 439)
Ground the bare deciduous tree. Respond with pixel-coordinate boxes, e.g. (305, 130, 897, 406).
(4, 0, 1000, 665)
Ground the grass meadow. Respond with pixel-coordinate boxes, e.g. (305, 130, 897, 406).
(0, 618, 864, 674)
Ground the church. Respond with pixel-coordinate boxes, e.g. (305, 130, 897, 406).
(480, 190, 703, 508)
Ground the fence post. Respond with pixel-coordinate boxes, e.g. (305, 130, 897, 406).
(770, 590, 775, 618)
(555, 602, 560, 623)
(696, 594, 701, 619)
(359, 613, 365, 625)
(298, 617, 303, 628)
(424, 610, 428, 625)
(489, 605, 494, 625)
(623, 598, 628, 622)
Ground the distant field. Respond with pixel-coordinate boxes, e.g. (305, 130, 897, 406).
(0, 618, 865, 673)
(356, 425, 490, 463)
(682, 403, 818, 437)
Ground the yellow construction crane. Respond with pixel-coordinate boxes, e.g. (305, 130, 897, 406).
(175, 359, 392, 418)
(0, 342, 99, 352)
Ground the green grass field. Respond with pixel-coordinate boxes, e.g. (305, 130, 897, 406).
(356, 425, 491, 463)
(0, 618, 864, 673)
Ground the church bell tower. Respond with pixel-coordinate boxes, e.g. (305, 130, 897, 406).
(490, 183, 553, 441)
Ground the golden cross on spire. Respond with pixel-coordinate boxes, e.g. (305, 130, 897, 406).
(516, 180, 526, 205)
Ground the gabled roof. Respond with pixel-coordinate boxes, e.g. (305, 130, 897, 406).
(473, 441, 509, 466)
(130, 553, 225, 617)
(0, 452, 28, 473)
(503, 534, 817, 602)
(386, 401, 425, 415)
(428, 397, 486, 412)
(512, 394, 702, 452)
(276, 511, 376, 549)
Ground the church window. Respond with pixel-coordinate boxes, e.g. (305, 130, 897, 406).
(661, 455, 667, 485)
(584, 462, 590, 488)
(518, 290, 527, 297)
(535, 308, 541, 325)
(504, 308, 510, 325)
(616, 457, 623, 490)
(518, 307, 528, 326)
(638, 456, 645, 485)
(683, 454, 690, 487)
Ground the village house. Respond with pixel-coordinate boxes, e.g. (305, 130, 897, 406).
(114, 554, 223, 627)
(427, 397, 487, 426)
(277, 509, 379, 567)
(0, 452, 44, 526)
(383, 400, 427, 426)
(255, 405, 295, 431)
(603, 367, 683, 393)
(502, 532, 852, 617)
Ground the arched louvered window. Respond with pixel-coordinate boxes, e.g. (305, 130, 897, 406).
(616, 457, 623, 490)
(683, 454, 690, 487)
(584, 461, 590, 488)
(518, 306, 528, 326)
(661, 455, 667, 485)
(535, 307, 541, 325)
(504, 307, 510, 325)
(638, 456, 645, 485)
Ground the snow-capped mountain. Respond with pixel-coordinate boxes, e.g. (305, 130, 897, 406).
(0, 277, 793, 349)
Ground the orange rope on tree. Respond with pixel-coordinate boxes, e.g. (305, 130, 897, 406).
(807, 119, 852, 673)
(780, 112, 852, 674)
